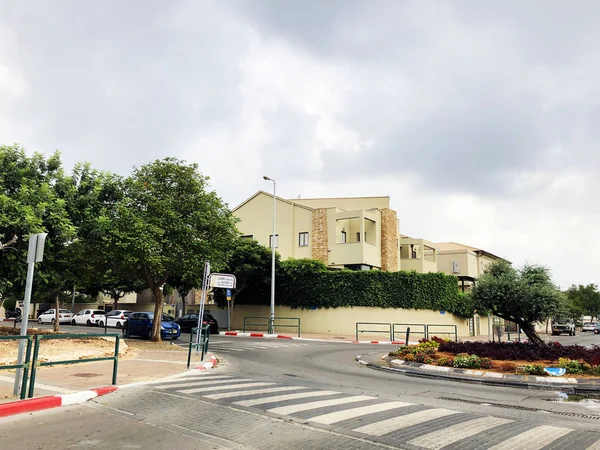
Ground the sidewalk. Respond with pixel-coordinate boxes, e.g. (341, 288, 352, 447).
(0, 338, 201, 404)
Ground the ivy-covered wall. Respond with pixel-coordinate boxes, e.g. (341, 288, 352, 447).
(223, 259, 473, 318)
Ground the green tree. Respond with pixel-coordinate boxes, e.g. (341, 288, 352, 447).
(213, 239, 280, 318)
(566, 284, 600, 321)
(99, 158, 238, 341)
(0, 145, 75, 329)
(471, 260, 561, 346)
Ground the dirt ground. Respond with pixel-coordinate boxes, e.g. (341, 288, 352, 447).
(0, 326, 129, 366)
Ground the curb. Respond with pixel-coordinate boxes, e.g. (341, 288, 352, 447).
(0, 386, 118, 418)
(356, 354, 600, 393)
(220, 331, 414, 345)
(195, 352, 218, 370)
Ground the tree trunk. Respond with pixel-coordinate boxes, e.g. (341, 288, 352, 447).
(519, 321, 544, 346)
(545, 318, 550, 334)
(53, 294, 60, 332)
(112, 294, 119, 310)
(151, 286, 164, 342)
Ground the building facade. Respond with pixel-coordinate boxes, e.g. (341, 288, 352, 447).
(232, 192, 400, 271)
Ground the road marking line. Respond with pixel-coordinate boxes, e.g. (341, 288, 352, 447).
(157, 378, 252, 390)
(234, 390, 339, 407)
(353, 408, 459, 436)
(487, 425, 573, 450)
(309, 401, 413, 425)
(180, 382, 275, 394)
(267, 395, 373, 415)
(408, 416, 513, 449)
(586, 437, 600, 450)
(205, 386, 307, 400)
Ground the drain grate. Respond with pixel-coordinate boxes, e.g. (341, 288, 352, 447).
(437, 396, 600, 420)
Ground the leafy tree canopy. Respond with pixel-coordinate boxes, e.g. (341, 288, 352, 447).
(471, 260, 561, 345)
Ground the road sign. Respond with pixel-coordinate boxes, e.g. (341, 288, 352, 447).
(209, 273, 236, 289)
(226, 289, 232, 301)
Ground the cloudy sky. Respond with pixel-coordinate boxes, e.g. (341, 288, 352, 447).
(1, 1, 599, 287)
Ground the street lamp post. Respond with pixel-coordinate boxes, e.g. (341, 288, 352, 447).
(263, 176, 276, 334)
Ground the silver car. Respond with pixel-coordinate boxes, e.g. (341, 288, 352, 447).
(582, 322, 597, 332)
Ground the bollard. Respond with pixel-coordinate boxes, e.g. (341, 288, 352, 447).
(405, 327, 411, 345)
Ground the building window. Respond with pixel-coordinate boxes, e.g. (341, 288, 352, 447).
(240, 235, 253, 240)
(269, 234, 279, 248)
(340, 231, 347, 243)
(299, 232, 309, 247)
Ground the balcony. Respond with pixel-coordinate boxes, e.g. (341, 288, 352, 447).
(400, 238, 438, 273)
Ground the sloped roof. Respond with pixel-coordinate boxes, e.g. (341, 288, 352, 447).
(232, 191, 313, 213)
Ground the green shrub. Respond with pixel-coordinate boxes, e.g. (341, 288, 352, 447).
(453, 353, 485, 369)
(589, 365, 600, 376)
(558, 358, 591, 374)
(227, 259, 472, 317)
(518, 364, 546, 376)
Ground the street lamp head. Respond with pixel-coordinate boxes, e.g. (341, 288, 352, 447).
(263, 175, 275, 182)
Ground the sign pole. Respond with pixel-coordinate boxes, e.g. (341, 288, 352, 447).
(226, 288, 232, 332)
(14, 233, 47, 396)
(195, 261, 210, 350)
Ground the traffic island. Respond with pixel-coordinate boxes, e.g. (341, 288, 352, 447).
(357, 336, 600, 393)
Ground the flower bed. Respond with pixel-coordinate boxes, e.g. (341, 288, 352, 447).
(389, 337, 600, 376)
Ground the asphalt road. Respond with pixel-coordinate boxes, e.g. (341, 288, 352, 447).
(2, 331, 600, 449)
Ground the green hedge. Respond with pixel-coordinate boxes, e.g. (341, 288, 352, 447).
(226, 259, 473, 318)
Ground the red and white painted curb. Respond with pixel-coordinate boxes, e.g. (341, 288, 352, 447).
(0, 386, 118, 418)
(195, 352, 218, 370)
(220, 331, 413, 345)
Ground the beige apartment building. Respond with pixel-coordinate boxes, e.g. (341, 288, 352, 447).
(436, 242, 505, 291)
(232, 192, 401, 271)
(399, 236, 438, 273)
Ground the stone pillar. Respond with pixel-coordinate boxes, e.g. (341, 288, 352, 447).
(380, 208, 399, 272)
(311, 208, 328, 265)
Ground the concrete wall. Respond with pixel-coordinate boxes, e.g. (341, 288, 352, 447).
(226, 304, 472, 337)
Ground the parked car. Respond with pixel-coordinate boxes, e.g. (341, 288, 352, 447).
(101, 310, 132, 328)
(551, 318, 576, 336)
(582, 322, 597, 332)
(71, 309, 106, 326)
(175, 313, 219, 334)
(595, 323, 600, 335)
(122, 312, 180, 340)
(37, 309, 74, 324)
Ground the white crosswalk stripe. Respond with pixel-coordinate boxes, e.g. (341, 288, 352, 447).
(487, 425, 573, 450)
(267, 395, 373, 415)
(205, 386, 308, 400)
(234, 390, 340, 407)
(204, 339, 309, 353)
(309, 401, 413, 425)
(180, 382, 275, 394)
(353, 408, 459, 436)
(157, 378, 252, 390)
(408, 416, 514, 449)
(587, 437, 600, 450)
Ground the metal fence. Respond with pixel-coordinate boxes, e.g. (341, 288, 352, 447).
(392, 323, 426, 341)
(355, 322, 393, 341)
(28, 333, 120, 398)
(187, 325, 210, 369)
(243, 316, 301, 337)
(425, 324, 458, 341)
(0, 335, 33, 399)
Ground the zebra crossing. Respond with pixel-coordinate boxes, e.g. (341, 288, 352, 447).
(202, 338, 312, 353)
(152, 373, 600, 449)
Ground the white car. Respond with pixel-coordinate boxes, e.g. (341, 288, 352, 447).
(71, 309, 106, 326)
(37, 309, 74, 324)
(582, 322, 597, 332)
(101, 310, 132, 328)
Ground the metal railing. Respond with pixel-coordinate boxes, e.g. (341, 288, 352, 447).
(28, 333, 120, 398)
(243, 316, 301, 337)
(355, 322, 393, 341)
(392, 323, 426, 341)
(187, 325, 210, 369)
(0, 335, 33, 399)
(425, 324, 458, 341)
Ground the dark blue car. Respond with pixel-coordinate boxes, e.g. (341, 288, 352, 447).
(123, 312, 181, 340)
